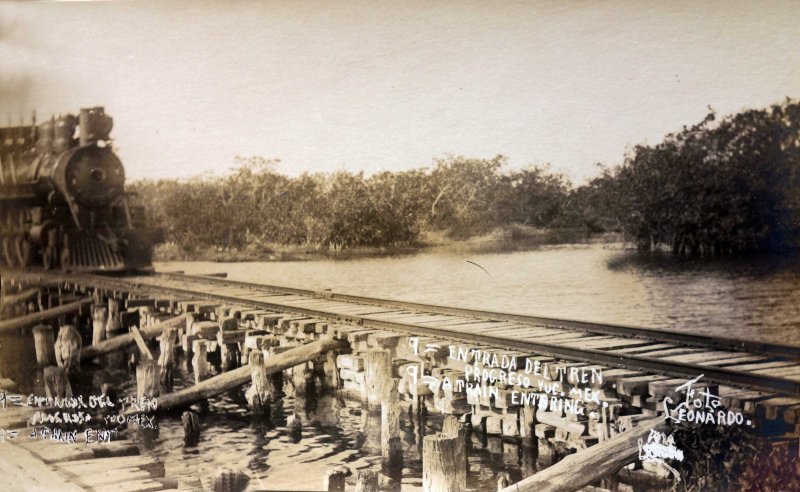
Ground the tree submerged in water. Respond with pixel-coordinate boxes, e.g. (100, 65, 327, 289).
(613, 99, 800, 256)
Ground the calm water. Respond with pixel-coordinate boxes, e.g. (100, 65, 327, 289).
(3, 244, 799, 491)
(159, 243, 800, 346)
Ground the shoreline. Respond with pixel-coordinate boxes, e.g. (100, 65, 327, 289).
(152, 227, 623, 263)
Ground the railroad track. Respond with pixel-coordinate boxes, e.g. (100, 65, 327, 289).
(7, 268, 800, 398)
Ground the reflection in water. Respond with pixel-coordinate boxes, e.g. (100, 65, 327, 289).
(0, 337, 538, 491)
(159, 244, 800, 345)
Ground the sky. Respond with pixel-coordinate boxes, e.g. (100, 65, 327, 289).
(1, 0, 798, 183)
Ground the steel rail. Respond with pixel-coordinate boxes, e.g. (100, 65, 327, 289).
(156, 271, 800, 360)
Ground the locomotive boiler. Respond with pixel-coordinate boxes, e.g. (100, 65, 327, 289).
(0, 107, 159, 271)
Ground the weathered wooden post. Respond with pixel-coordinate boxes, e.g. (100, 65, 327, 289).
(518, 404, 537, 446)
(287, 413, 302, 440)
(137, 359, 160, 400)
(193, 339, 211, 384)
(366, 349, 392, 407)
(54, 324, 82, 373)
(292, 361, 311, 395)
(423, 434, 466, 492)
(182, 410, 201, 447)
(245, 351, 271, 415)
(92, 305, 107, 346)
(32, 325, 56, 366)
(43, 366, 72, 399)
(442, 414, 468, 471)
(219, 317, 241, 371)
(159, 327, 177, 392)
(355, 470, 379, 492)
(382, 378, 403, 477)
(105, 297, 122, 336)
(323, 466, 351, 492)
(497, 473, 510, 491)
(320, 349, 340, 391)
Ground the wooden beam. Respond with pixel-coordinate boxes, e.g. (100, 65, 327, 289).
(0, 288, 40, 308)
(132, 336, 347, 414)
(130, 326, 154, 360)
(0, 298, 92, 333)
(499, 417, 669, 492)
(81, 314, 186, 360)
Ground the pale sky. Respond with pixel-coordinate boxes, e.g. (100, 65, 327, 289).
(1, 0, 798, 183)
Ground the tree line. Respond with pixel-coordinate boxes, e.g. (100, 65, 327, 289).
(129, 98, 800, 257)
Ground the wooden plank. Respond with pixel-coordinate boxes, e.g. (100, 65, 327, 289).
(752, 366, 800, 380)
(0, 442, 83, 491)
(702, 355, 769, 366)
(484, 326, 561, 339)
(726, 361, 796, 371)
(612, 343, 675, 355)
(637, 347, 706, 358)
(663, 351, 749, 364)
(573, 337, 645, 349)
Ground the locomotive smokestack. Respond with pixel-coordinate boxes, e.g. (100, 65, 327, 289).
(78, 107, 113, 146)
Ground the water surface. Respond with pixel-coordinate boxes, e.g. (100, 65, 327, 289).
(159, 244, 800, 345)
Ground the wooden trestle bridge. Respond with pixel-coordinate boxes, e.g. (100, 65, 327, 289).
(0, 268, 798, 492)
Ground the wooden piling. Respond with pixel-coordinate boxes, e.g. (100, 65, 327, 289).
(32, 325, 56, 366)
(497, 473, 510, 491)
(181, 410, 201, 447)
(136, 359, 160, 400)
(92, 305, 107, 346)
(192, 340, 211, 384)
(442, 414, 468, 471)
(423, 434, 466, 492)
(322, 349, 340, 391)
(355, 470, 379, 492)
(292, 361, 310, 395)
(159, 327, 177, 392)
(54, 324, 82, 372)
(105, 297, 122, 335)
(245, 351, 272, 415)
(382, 378, 403, 474)
(323, 466, 351, 492)
(43, 365, 72, 399)
(366, 349, 392, 407)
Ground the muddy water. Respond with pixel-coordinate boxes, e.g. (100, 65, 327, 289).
(160, 243, 800, 345)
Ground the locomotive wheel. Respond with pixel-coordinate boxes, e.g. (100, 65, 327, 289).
(15, 237, 32, 267)
(43, 246, 56, 270)
(2, 238, 18, 268)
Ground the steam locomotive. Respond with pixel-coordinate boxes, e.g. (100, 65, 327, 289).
(0, 107, 159, 271)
